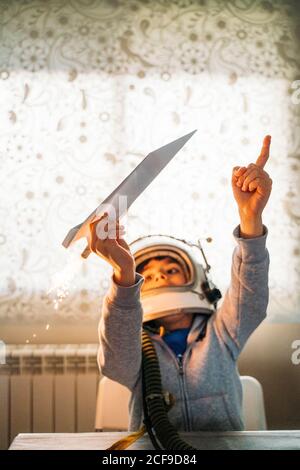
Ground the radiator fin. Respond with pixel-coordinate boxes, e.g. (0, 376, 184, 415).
(0, 344, 99, 449)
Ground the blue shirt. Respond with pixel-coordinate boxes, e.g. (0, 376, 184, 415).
(162, 328, 191, 357)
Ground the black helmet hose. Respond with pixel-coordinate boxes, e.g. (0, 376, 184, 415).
(141, 329, 196, 451)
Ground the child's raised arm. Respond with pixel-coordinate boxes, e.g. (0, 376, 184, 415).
(214, 136, 272, 359)
(232, 135, 272, 238)
(88, 214, 144, 390)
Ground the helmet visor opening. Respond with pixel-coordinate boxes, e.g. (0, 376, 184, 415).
(136, 253, 192, 292)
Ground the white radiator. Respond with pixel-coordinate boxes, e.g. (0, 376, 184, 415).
(0, 344, 99, 450)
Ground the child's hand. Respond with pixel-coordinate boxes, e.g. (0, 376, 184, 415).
(232, 135, 273, 221)
(87, 213, 136, 286)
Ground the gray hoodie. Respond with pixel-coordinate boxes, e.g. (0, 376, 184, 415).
(98, 225, 269, 431)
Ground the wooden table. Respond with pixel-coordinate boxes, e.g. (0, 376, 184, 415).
(9, 431, 300, 450)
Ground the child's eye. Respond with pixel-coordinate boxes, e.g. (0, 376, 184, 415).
(167, 268, 179, 275)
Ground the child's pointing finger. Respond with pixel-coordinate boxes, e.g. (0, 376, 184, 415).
(255, 135, 271, 168)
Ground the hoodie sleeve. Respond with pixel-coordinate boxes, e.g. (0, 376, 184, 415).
(97, 272, 144, 390)
(214, 224, 270, 360)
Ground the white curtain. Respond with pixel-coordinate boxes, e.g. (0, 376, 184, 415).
(0, 0, 299, 333)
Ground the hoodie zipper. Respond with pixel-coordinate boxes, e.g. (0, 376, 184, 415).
(176, 353, 191, 431)
(177, 354, 184, 375)
(152, 335, 192, 431)
(150, 318, 208, 431)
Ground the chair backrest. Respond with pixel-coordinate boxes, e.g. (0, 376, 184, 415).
(95, 376, 130, 431)
(95, 375, 267, 431)
(240, 375, 267, 430)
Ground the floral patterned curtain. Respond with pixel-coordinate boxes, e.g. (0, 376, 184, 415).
(0, 0, 299, 338)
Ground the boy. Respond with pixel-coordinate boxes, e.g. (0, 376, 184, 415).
(89, 135, 272, 432)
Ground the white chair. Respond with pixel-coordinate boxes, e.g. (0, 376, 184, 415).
(95, 376, 131, 431)
(241, 375, 267, 430)
(95, 375, 267, 431)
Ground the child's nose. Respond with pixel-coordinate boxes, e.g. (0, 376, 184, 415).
(155, 272, 167, 282)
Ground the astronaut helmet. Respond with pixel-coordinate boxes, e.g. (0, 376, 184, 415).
(129, 234, 221, 323)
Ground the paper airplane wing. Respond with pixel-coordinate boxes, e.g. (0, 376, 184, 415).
(62, 129, 197, 256)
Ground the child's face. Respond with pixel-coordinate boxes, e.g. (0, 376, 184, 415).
(140, 256, 187, 292)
